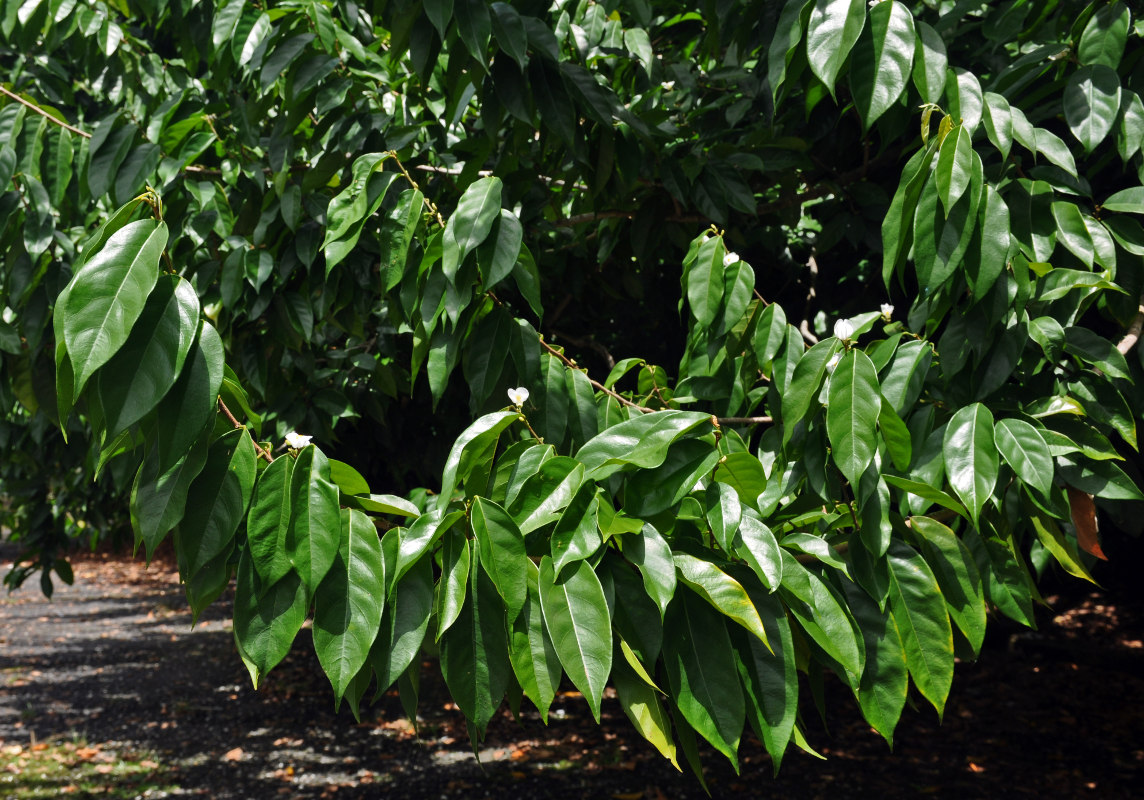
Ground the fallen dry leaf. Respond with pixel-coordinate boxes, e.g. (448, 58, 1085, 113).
(223, 747, 244, 762)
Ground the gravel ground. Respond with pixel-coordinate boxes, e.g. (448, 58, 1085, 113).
(2, 540, 1143, 799)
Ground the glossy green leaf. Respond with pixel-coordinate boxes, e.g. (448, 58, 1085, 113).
(1057, 455, 1144, 501)
(490, 2, 528, 68)
(1029, 512, 1096, 584)
(455, 0, 492, 66)
(886, 540, 954, 717)
(945, 67, 983, 132)
(439, 548, 511, 735)
(849, 0, 914, 128)
(435, 529, 471, 640)
(1102, 186, 1144, 213)
(662, 588, 744, 767)
(509, 564, 562, 722)
(935, 125, 971, 215)
(1064, 65, 1121, 154)
(286, 444, 342, 595)
(153, 320, 225, 471)
(911, 21, 946, 104)
(381, 188, 423, 291)
(625, 522, 677, 619)
(576, 410, 712, 479)
(779, 552, 863, 683)
(472, 497, 528, 621)
(370, 550, 433, 692)
(910, 516, 986, 656)
(768, 0, 812, 103)
(551, 483, 602, 575)
(805, 0, 867, 96)
(674, 552, 769, 649)
(714, 452, 769, 510)
(841, 580, 907, 744)
(780, 339, 839, 444)
(1078, 2, 1130, 68)
(705, 481, 742, 555)
(437, 410, 519, 511)
(176, 428, 256, 581)
(246, 452, 294, 589)
(737, 584, 797, 771)
(983, 92, 1013, 160)
(623, 438, 720, 518)
(736, 515, 783, 591)
(314, 508, 386, 702)
(995, 418, 1054, 496)
(538, 556, 612, 722)
(62, 218, 166, 400)
(612, 658, 679, 769)
(94, 275, 199, 441)
(443, 176, 502, 280)
(827, 349, 880, 486)
(1116, 91, 1144, 162)
(1062, 327, 1131, 380)
(130, 426, 210, 560)
(882, 136, 940, 284)
(684, 233, 724, 326)
(233, 550, 308, 689)
(942, 403, 997, 524)
(1051, 201, 1095, 267)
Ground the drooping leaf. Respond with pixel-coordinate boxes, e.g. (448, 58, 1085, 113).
(942, 403, 998, 524)
(886, 540, 954, 717)
(233, 550, 308, 689)
(805, 0, 867, 97)
(286, 444, 342, 595)
(826, 349, 881, 486)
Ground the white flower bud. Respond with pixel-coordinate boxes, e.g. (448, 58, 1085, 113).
(827, 351, 843, 372)
(723, 252, 740, 267)
(508, 387, 530, 406)
(880, 303, 894, 321)
(661, 81, 675, 90)
(284, 431, 312, 449)
(833, 319, 855, 341)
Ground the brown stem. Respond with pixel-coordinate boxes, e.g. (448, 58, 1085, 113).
(0, 86, 91, 138)
(217, 397, 274, 463)
(1116, 291, 1144, 356)
(538, 336, 655, 414)
(386, 150, 446, 228)
(717, 416, 773, 425)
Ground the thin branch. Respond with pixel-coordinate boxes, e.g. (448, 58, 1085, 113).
(0, 86, 91, 138)
(717, 416, 773, 425)
(551, 328, 616, 370)
(1117, 291, 1144, 355)
(387, 150, 446, 228)
(538, 336, 654, 413)
(217, 397, 274, 463)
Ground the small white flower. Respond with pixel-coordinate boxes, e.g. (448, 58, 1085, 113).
(880, 303, 894, 321)
(827, 351, 843, 372)
(661, 81, 675, 91)
(833, 319, 855, 342)
(723, 251, 740, 267)
(284, 431, 312, 449)
(508, 387, 530, 407)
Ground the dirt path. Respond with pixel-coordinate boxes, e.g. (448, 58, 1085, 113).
(2, 543, 1142, 799)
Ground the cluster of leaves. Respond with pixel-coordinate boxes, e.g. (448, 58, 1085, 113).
(5, 0, 1144, 780)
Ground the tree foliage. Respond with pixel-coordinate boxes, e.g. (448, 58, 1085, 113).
(3, 0, 1144, 777)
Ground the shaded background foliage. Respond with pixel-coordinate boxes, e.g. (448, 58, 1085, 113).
(3, 0, 1144, 778)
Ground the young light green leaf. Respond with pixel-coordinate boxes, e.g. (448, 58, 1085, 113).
(612, 657, 679, 769)
(674, 552, 770, 650)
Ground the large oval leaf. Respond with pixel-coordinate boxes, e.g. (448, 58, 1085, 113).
(848, 0, 915, 128)
(472, 497, 528, 621)
(826, 349, 881, 486)
(886, 540, 954, 717)
(233, 550, 308, 689)
(1064, 65, 1121, 153)
(674, 552, 769, 650)
(286, 444, 342, 595)
(994, 418, 1054, 496)
(247, 453, 295, 589)
(805, 0, 866, 96)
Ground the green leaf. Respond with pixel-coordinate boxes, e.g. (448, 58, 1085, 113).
(768, 0, 813, 104)
(1029, 512, 1096, 584)
(538, 556, 612, 722)
(247, 453, 295, 589)
(490, 2, 528, 68)
(381, 188, 423, 291)
(176, 428, 256, 582)
(983, 92, 1013, 160)
(475, 209, 523, 289)
(313, 509, 386, 702)
(780, 338, 839, 444)
(625, 523, 677, 620)
(287, 444, 342, 595)
(509, 565, 562, 722)
(714, 452, 769, 511)
(935, 125, 972, 215)
(684, 234, 724, 326)
(945, 67, 983, 132)
(995, 418, 1054, 496)
(737, 584, 797, 771)
(662, 588, 744, 767)
(1057, 455, 1144, 501)
(705, 481, 742, 555)
(130, 427, 210, 561)
(1078, 2, 1130, 69)
(438, 410, 520, 510)
(370, 549, 433, 693)
(233, 551, 308, 689)
(612, 658, 679, 769)
(324, 162, 399, 274)
(911, 21, 946, 104)
(154, 320, 225, 471)
(393, 510, 457, 588)
(966, 185, 1010, 301)
(1051, 202, 1094, 267)
(435, 529, 471, 640)
(576, 410, 712, 479)
(1064, 65, 1121, 154)
(439, 547, 511, 735)
(878, 398, 912, 472)
(752, 302, 788, 372)
(882, 136, 940, 285)
(62, 218, 167, 400)
(472, 497, 528, 621)
(674, 552, 769, 649)
(942, 403, 998, 524)
(886, 540, 954, 717)
(424, 0, 452, 38)
(508, 456, 585, 533)
(1102, 186, 1144, 214)
(736, 515, 783, 591)
(827, 349, 881, 486)
(94, 275, 199, 441)
(455, 0, 492, 66)
(1116, 91, 1144, 162)
(910, 516, 986, 656)
(849, 0, 915, 128)
(805, 0, 867, 97)
(623, 438, 720, 518)
(551, 484, 602, 576)
(840, 580, 907, 745)
(1062, 327, 1131, 380)
(779, 552, 863, 683)
(443, 176, 502, 281)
